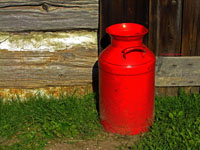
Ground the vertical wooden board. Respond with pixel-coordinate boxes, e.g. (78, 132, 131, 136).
(99, 0, 110, 50)
(100, 0, 138, 36)
(149, 0, 183, 55)
(181, 0, 200, 56)
(100, 0, 124, 51)
(136, 0, 149, 26)
(100, 0, 125, 33)
(123, 0, 137, 22)
(166, 87, 179, 96)
(100, 0, 149, 52)
(123, 0, 149, 46)
(109, 0, 125, 24)
(190, 87, 199, 94)
(155, 87, 166, 97)
(148, 0, 158, 54)
(136, 0, 149, 45)
(182, 87, 192, 95)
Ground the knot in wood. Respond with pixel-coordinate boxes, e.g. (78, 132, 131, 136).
(42, 3, 49, 12)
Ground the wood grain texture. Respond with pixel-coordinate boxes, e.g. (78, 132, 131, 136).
(0, 31, 97, 52)
(0, 0, 98, 31)
(0, 52, 200, 89)
(155, 87, 199, 97)
(0, 30, 98, 89)
(165, 87, 179, 96)
(156, 57, 200, 86)
(149, 0, 183, 55)
(180, 87, 200, 95)
(190, 87, 200, 94)
(182, 87, 192, 94)
(0, 47, 98, 88)
(155, 87, 166, 96)
(155, 87, 179, 97)
(181, 0, 200, 56)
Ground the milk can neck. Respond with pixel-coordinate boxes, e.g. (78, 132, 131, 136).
(111, 36, 144, 48)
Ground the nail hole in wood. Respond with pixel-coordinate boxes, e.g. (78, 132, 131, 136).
(172, 64, 177, 67)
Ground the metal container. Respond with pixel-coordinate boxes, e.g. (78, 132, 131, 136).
(99, 23, 155, 135)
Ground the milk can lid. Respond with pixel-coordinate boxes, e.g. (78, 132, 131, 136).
(100, 23, 155, 66)
(106, 23, 148, 37)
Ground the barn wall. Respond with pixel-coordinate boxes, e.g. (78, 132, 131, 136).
(0, 0, 200, 98)
(100, 0, 200, 96)
(0, 0, 99, 98)
(0, 0, 98, 31)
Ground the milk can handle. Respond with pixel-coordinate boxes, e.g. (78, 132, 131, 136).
(122, 46, 146, 59)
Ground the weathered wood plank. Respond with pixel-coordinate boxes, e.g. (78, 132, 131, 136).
(155, 87, 200, 97)
(190, 87, 200, 94)
(155, 87, 166, 97)
(156, 87, 179, 97)
(0, 31, 98, 88)
(0, 0, 98, 31)
(0, 0, 98, 7)
(165, 87, 179, 97)
(0, 31, 200, 88)
(156, 57, 200, 86)
(0, 54, 200, 88)
(181, 0, 200, 56)
(149, 0, 183, 55)
(0, 31, 97, 52)
(182, 87, 192, 94)
(0, 48, 98, 88)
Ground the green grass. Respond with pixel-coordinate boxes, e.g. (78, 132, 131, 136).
(0, 93, 101, 150)
(0, 90, 200, 150)
(135, 90, 200, 150)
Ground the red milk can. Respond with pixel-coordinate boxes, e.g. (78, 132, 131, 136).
(99, 23, 155, 135)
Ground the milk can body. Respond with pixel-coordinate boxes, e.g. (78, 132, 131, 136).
(99, 23, 155, 135)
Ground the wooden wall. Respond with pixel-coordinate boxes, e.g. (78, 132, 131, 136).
(100, 0, 200, 56)
(0, 0, 99, 98)
(150, 0, 200, 96)
(100, 0, 200, 96)
(0, 0, 200, 98)
(0, 0, 98, 31)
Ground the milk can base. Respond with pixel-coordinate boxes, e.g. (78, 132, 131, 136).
(100, 120, 151, 135)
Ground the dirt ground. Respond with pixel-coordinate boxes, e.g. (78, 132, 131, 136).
(45, 133, 139, 150)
